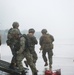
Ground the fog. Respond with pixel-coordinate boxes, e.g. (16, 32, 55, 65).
(0, 1, 74, 74)
(0, 0, 74, 39)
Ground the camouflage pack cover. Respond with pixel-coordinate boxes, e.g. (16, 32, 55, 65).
(10, 28, 20, 35)
(7, 28, 20, 39)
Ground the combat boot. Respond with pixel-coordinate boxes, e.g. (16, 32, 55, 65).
(44, 61, 48, 66)
(49, 64, 52, 71)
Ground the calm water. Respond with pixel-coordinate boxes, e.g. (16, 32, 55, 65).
(0, 39, 74, 75)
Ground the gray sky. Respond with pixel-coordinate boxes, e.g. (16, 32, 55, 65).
(0, 0, 74, 39)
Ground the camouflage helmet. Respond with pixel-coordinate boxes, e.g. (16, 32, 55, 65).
(11, 28, 20, 35)
(12, 22, 19, 28)
(41, 29, 47, 34)
(28, 28, 35, 33)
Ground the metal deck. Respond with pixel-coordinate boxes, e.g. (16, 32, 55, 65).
(0, 60, 28, 75)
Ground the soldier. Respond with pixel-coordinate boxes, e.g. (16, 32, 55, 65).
(39, 29, 54, 70)
(9, 28, 38, 75)
(25, 28, 38, 66)
(7, 28, 37, 75)
(6, 22, 21, 68)
(7, 28, 25, 74)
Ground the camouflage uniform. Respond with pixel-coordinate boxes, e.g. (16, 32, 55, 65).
(39, 29, 54, 69)
(7, 29, 25, 74)
(16, 33, 38, 75)
(8, 28, 38, 75)
(6, 22, 21, 68)
(27, 28, 38, 64)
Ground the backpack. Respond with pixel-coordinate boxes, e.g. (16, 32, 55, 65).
(22, 34, 30, 49)
(7, 28, 21, 39)
(42, 34, 52, 44)
(40, 34, 54, 50)
(7, 28, 21, 45)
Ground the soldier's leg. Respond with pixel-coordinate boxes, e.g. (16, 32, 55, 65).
(42, 50, 48, 66)
(9, 46, 17, 68)
(49, 56, 52, 69)
(25, 51, 38, 75)
(24, 50, 38, 67)
(48, 50, 53, 69)
(31, 50, 38, 64)
(9, 55, 16, 69)
(16, 54, 25, 72)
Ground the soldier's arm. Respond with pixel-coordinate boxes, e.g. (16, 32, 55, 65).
(39, 36, 43, 46)
(39, 36, 44, 50)
(17, 37, 25, 54)
(50, 35, 54, 42)
(31, 36, 38, 44)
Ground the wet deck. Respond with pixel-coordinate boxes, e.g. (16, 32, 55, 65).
(0, 44, 74, 75)
(0, 56, 74, 75)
